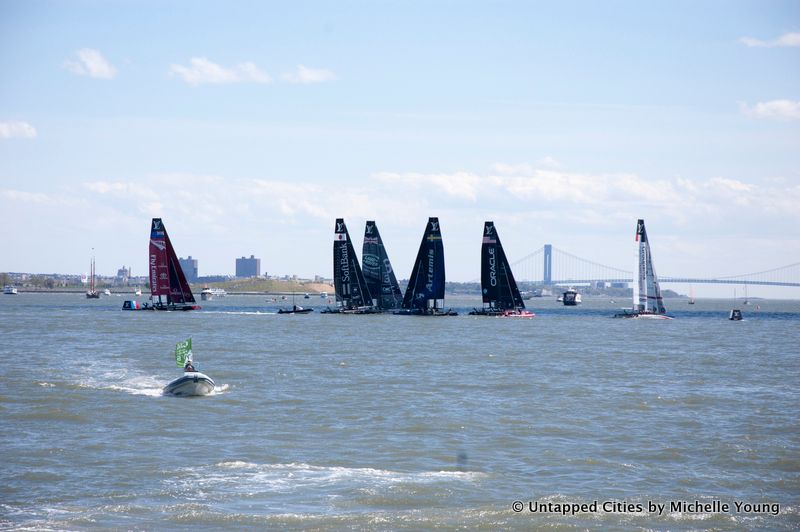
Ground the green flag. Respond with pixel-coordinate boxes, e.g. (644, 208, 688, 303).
(175, 338, 192, 367)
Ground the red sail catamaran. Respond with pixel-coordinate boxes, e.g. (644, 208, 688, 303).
(148, 218, 200, 311)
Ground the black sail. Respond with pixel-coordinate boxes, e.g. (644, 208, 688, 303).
(402, 217, 446, 310)
(333, 218, 372, 309)
(480, 221, 524, 311)
(362, 221, 403, 310)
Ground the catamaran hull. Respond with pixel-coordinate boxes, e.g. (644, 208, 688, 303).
(635, 313, 674, 320)
(469, 309, 534, 318)
(614, 311, 673, 320)
(394, 308, 458, 316)
(163, 372, 215, 397)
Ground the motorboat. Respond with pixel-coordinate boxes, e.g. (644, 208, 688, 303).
(278, 305, 314, 314)
(163, 371, 215, 396)
(3, 285, 18, 295)
(200, 286, 227, 301)
(562, 287, 582, 305)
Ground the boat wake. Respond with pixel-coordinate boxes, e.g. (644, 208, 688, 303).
(169, 460, 485, 495)
(93, 373, 165, 397)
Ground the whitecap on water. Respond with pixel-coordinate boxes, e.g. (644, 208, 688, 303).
(170, 461, 486, 497)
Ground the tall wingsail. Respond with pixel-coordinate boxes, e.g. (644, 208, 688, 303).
(480, 221, 525, 311)
(635, 218, 667, 315)
(362, 220, 403, 310)
(401, 217, 448, 311)
(149, 218, 197, 309)
(333, 218, 373, 310)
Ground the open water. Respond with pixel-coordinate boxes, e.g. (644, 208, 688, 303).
(1, 293, 798, 530)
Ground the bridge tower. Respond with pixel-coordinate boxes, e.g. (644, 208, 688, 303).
(544, 244, 552, 285)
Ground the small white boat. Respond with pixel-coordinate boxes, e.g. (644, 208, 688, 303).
(3, 285, 18, 295)
(163, 371, 215, 396)
(103, 288, 112, 296)
(200, 286, 227, 301)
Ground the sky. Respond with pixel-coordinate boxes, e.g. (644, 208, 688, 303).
(1, 0, 799, 298)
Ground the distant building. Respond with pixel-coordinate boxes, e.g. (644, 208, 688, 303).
(236, 255, 261, 278)
(178, 256, 199, 283)
(116, 266, 130, 284)
(610, 282, 628, 289)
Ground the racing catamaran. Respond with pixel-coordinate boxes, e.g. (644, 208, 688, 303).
(469, 221, 533, 317)
(396, 217, 457, 316)
(325, 218, 375, 313)
(615, 219, 673, 319)
(148, 218, 200, 311)
(361, 220, 403, 311)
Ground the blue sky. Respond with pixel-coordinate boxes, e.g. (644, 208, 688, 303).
(1, 1, 799, 297)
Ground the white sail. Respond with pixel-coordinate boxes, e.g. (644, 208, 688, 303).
(635, 219, 667, 315)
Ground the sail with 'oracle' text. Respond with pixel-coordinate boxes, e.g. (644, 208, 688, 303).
(149, 218, 198, 311)
(477, 221, 526, 313)
(332, 218, 373, 311)
(361, 220, 403, 310)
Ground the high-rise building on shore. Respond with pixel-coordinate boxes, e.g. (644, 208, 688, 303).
(178, 256, 198, 283)
(236, 255, 261, 278)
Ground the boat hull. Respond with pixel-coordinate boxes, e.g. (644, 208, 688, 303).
(163, 372, 215, 397)
(468, 309, 534, 318)
(614, 310, 673, 320)
(277, 308, 314, 314)
(151, 304, 201, 311)
(394, 308, 458, 316)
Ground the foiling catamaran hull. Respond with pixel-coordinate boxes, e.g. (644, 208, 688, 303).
(394, 308, 458, 316)
(162, 372, 215, 397)
(469, 309, 534, 318)
(614, 311, 673, 320)
(122, 300, 200, 311)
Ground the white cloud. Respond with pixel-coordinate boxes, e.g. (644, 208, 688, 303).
(374, 171, 481, 202)
(741, 100, 800, 121)
(4, 163, 798, 287)
(281, 64, 336, 84)
(0, 121, 37, 139)
(740, 32, 800, 47)
(63, 48, 117, 79)
(169, 57, 272, 85)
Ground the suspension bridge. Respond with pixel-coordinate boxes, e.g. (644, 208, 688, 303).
(510, 245, 800, 288)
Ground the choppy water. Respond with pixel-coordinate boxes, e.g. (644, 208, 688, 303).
(1, 293, 798, 530)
